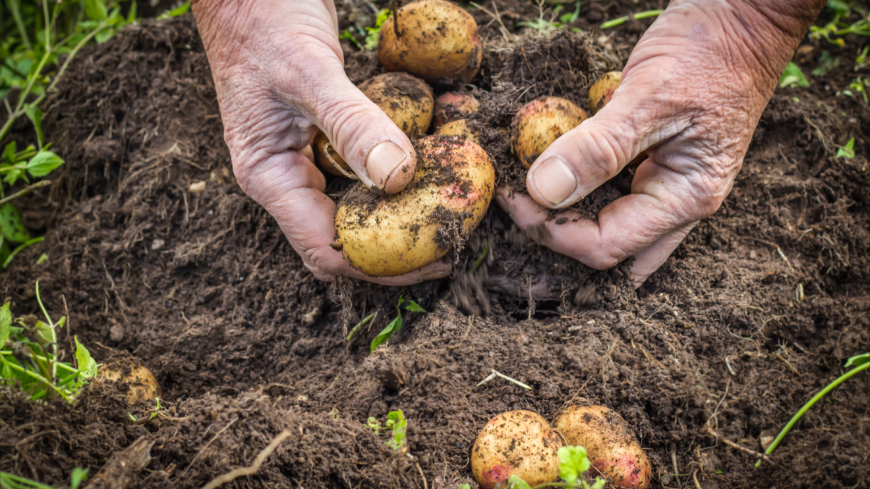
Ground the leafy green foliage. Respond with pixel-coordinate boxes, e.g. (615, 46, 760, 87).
(365, 416, 381, 435)
(809, 1, 870, 46)
(340, 9, 390, 51)
(836, 137, 856, 159)
(156, 2, 191, 20)
(845, 352, 869, 368)
(0, 286, 98, 403)
(779, 62, 811, 89)
(0, 468, 88, 489)
(517, 1, 582, 33)
(385, 410, 407, 452)
(371, 296, 427, 352)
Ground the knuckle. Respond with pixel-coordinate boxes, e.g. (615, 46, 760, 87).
(585, 251, 620, 270)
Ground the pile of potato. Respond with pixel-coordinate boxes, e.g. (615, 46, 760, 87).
(472, 407, 651, 489)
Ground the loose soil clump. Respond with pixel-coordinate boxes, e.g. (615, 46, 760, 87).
(2, 2, 869, 489)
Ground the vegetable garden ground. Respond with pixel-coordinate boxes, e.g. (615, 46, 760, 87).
(1, 1, 869, 488)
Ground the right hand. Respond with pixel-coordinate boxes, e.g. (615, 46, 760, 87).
(191, 0, 452, 284)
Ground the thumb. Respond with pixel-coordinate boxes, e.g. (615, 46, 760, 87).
(304, 65, 417, 194)
(525, 83, 690, 209)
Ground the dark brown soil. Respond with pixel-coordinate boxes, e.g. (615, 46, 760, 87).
(2, 2, 870, 489)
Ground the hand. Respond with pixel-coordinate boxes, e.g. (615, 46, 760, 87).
(496, 0, 824, 287)
(191, 0, 451, 284)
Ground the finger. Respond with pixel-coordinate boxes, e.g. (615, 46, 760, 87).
(525, 71, 692, 209)
(244, 150, 450, 285)
(273, 52, 417, 194)
(630, 222, 697, 287)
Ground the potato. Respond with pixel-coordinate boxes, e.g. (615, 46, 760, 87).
(97, 359, 160, 406)
(511, 97, 588, 168)
(435, 119, 479, 145)
(359, 72, 434, 138)
(589, 71, 621, 115)
(378, 0, 482, 84)
(472, 410, 562, 489)
(433, 92, 480, 129)
(553, 405, 652, 489)
(314, 130, 356, 178)
(334, 135, 494, 276)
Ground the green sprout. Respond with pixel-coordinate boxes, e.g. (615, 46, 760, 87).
(809, 0, 870, 46)
(856, 45, 869, 71)
(0, 283, 98, 403)
(755, 353, 869, 467)
(155, 2, 190, 20)
(836, 138, 856, 159)
(385, 410, 407, 452)
(503, 446, 605, 489)
(370, 296, 427, 352)
(365, 416, 382, 435)
(848, 77, 868, 103)
(600, 9, 663, 29)
(811, 51, 839, 77)
(779, 62, 811, 89)
(340, 9, 391, 51)
(517, 1, 582, 33)
(0, 467, 88, 489)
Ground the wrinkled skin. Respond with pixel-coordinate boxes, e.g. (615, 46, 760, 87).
(498, 0, 825, 286)
(192, 0, 823, 286)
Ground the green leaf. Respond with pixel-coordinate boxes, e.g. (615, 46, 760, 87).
(70, 467, 89, 489)
(506, 475, 532, 489)
(826, 0, 850, 16)
(836, 138, 856, 159)
(779, 62, 810, 89)
(458, 485, 471, 489)
(158, 2, 191, 19)
(24, 105, 44, 150)
(75, 336, 99, 379)
(844, 353, 869, 369)
(405, 299, 427, 313)
(3, 168, 25, 186)
(371, 314, 401, 352)
(35, 320, 56, 345)
(557, 445, 591, 484)
(590, 477, 607, 489)
(3, 237, 44, 268)
(26, 150, 64, 177)
(85, 0, 109, 21)
(0, 203, 31, 243)
(2, 142, 15, 164)
(385, 410, 407, 451)
(127, 1, 138, 23)
(0, 302, 11, 348)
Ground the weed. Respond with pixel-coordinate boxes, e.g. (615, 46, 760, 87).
(0, 467, 88, 489)
(340, 8, 390, 51)
(755, 353, 869, 467)
(1, 0, 137, 267)
(155, 2, 190, 20)
(836, 137, 856, 158)
(370, 295, 427, 352)
(365, 416, 381, 435)
(385, 410, 407, 452)
(847, 77, 868, 103)
(779, 62, 811, 88)
(0, 282, 98, 403)
(517, 1, 582, 33)
(856, 45, 869, 70)
(600, 9, 663, 29)
(809, 0, 870, 46)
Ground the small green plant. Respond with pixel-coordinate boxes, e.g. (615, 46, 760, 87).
(385, 409, 407, 452)
(339, 8, 391, 51)
(809, 0, 870, 46)
(811, 51, 839, 76)
(755, 353, 869, 467)
(855, 45, 869, 71)
(600, 9, 663, 29)
(847, 77, 868, 103)
(836, 137, 856, 158)
(365, 416, 381, 435)
(504, 446, 605, 489)
(0, 283, 98, 403)
(779, 62, 811, 88)
(370, 296, 426, 352)
(155, 2, 191, 20)
(517, 1, 582, 33)
(0, 467, 88, 489)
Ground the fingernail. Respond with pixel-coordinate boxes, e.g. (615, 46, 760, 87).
(530, 157, 577, 206)
(422, 270, 450, 281)
(366, 141, 407, 190)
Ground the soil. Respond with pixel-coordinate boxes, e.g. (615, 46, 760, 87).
(2, 1, 870, 489)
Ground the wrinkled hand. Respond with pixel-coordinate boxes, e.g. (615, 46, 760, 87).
(191, 0, 451, 283)
(497, 0, 824, 287)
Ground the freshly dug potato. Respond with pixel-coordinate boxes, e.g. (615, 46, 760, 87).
(433, 92, 480, 129)
(589, 71, 622, 115)
(97, 359, 160, 406)
(435, 119, 479, 145)
(378, 0, 482, 84)
(511, 97, 588, 168)
(553, 405, 652, 489)
(334, 135, 494, 276)
(359, 72, 434, 138)
(471, 410, 562, 489)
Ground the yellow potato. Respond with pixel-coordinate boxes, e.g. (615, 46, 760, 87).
(97, 360, 160, 406)
(589, 71, 622, 115)
(359, 72, 434, 138)
(471, 410, 562, 489)
(511, 97, 588, 168)
(334, 135, 494, 276)
(553, 405, 652, 489)
(378, 0, 482, 84)
(433, 92, 480, 129)
(435, 119, 479, 145)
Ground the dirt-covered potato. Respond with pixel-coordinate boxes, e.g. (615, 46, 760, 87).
(471, 410, 562, 489)
(589, 71, 621, 115)
(97, 360, 160, 406)
(435, 119, 479, 144)
(433, 92, 480, 129)
(511, 97, 588, 168)
(334, 135, 494, 276)
(359, 72, 434, 138)
(378, 0, 482, 84)
(553, 406, 652, 489)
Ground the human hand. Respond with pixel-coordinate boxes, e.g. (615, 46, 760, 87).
(496, 0, 824, 287)
(191, 0, 451, 283)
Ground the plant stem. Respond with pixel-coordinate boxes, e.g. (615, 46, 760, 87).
(0, 180, 51, 206)
(755, 361, 870, 467)
(0, 352, 79, 373)
(601, 9, 663, 29)
(6, 0, 32, 51)
(0, 354, 71, 402)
